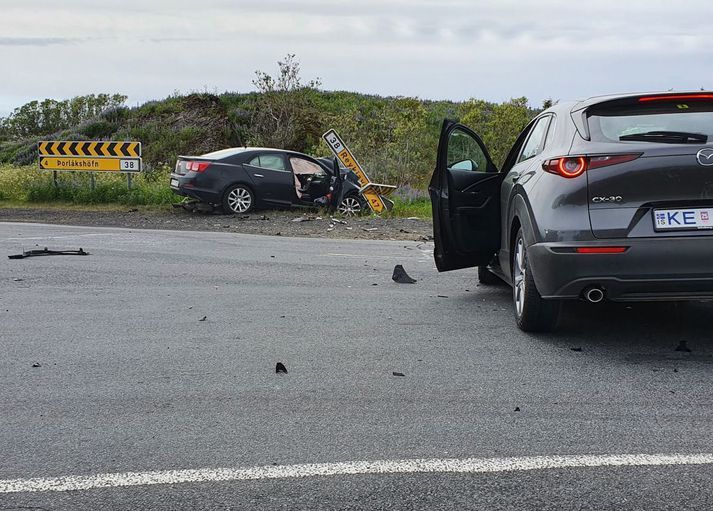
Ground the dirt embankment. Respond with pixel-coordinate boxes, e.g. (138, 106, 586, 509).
(0, 207, 434, 242)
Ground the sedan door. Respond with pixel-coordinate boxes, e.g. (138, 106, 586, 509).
(243, 152, 294, 206)
(287, 156, 331, 203)
(429, 120, 504, 272)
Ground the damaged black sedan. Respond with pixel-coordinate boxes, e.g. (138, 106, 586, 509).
(170, 147, 368, 215)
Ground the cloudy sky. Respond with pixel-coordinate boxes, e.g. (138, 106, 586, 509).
(1, 0, 712, 116)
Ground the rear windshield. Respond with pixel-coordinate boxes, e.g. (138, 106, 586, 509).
(588, 100, 713, 143)
(200, 147, 248, 159)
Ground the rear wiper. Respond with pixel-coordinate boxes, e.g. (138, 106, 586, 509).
(619, 131, 708, 143)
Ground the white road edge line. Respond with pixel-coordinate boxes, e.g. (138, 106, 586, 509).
(2, 454, 712, 494)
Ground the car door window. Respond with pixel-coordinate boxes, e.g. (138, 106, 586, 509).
(543, 116, 557, 149)
(447, 127, 489, 172)
(289, 157, 325, 177)
(248, 154, 287, 171)
(289, 157, 326, 198)
(518, 116, 551, 162)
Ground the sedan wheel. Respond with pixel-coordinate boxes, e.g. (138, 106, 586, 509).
(512, 227, 560, 332)
(223, 185, 254, 214)
(338, 195, 364, 217)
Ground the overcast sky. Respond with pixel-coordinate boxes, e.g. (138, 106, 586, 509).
(1, 0, 712, 116)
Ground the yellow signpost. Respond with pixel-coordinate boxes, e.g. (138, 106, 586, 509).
(322, 129, 391, 213)
(37, 141, 142, 173)
(39, 157, 141, 172)
(38, 141, 141, 159)
(38, 140, 143, 190)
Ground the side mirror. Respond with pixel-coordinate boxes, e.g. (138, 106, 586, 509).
(450, 159, 478, 171)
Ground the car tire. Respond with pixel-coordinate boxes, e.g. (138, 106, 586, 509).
(338, 194, 367, 217)
(512, 227, 560, 332)
(222, 184, 255, 214)
(478, 265, 502, 285)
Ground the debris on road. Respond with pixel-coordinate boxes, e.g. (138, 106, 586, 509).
(31, 362, 41, 368)
(392, 264, 417, 284)
(276, 362, 288, 374)
(0, 207, 432, 241)
(292, 216, 314, 223)
(437, 295, 448, 298)
(675, 341, 692, 352)
(570, 347, 583, 352)
(392, 371, 405, 377)
(514, 407, 521, 412)
(362, 227, 378, 232)
(199, 316, 207, 322)
(9, 247, 90, 259)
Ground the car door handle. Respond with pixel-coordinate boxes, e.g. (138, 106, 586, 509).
(512, 175, 520, 183)
(253, 174, 264, 178)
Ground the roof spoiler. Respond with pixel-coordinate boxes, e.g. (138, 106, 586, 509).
(569, 91, 713, 141)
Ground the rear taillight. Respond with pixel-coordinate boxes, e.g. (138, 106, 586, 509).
(543, 157, 587, 178)
(543, 154, 641, 178)
(186, 161, 211, 172)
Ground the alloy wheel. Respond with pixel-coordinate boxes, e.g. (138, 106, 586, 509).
(227, 187, 252, 213)
(513, 236, 526, 317)
(338, 196, 362, 216)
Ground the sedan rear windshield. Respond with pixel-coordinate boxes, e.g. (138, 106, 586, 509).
(588, 100, 713, 144)
(200, 147, 248, 159)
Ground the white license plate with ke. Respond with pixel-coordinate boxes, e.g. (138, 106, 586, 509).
(170, 179, 179, 188)
(654, 207, 713, 231)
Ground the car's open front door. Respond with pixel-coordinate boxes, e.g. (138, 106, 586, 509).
(429, 119, 503, 272)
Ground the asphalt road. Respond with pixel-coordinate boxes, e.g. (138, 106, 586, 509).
(1, 223, 711, 510)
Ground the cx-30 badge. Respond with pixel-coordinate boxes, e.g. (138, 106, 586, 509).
(592, 196, 623, 203)
(697, 148, 713, 166)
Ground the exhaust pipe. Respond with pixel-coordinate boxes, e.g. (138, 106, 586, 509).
(584, 286, 605, 304)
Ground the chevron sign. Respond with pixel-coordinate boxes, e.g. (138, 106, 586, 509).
(37, 141, 142, 173)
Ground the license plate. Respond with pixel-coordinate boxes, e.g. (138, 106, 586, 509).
(653, 207, 713, 231)
(170, 179, 179, 188)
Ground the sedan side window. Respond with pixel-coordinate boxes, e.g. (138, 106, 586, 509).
(248, 154, 287, 171)
(518, 116, 551, 163)
(447, 128, 488, 172)
(289, 157, 325, 177)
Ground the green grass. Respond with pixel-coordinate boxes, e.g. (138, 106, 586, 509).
(0, 164, 432, 218)
(384, 197, 431, 219)
(0, 165, 180, 206)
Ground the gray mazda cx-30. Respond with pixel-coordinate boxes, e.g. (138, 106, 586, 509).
(429, 91, 713, 332)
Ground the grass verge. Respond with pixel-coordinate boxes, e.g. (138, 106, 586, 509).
(0, 165, 432, 219)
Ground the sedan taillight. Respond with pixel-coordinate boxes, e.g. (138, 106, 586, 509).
(186, 161, 211, 172)
(542, 153, 641, 178)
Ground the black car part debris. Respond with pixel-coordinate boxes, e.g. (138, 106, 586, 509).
(275, 362, 288, 374)
(392, 264, 417, 284)
(8, 247, 90, 260)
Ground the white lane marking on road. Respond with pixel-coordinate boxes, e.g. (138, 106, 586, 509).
(321, 253, 402, 259)
(2, 453, 712, 494)
(3, 233, 116, 241)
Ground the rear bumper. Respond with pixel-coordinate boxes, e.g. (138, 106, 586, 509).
(528, 238, 713, 301)
(170, 173, 221, 204)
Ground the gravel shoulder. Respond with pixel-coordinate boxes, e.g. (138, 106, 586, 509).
(0, 205, 433, 241)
